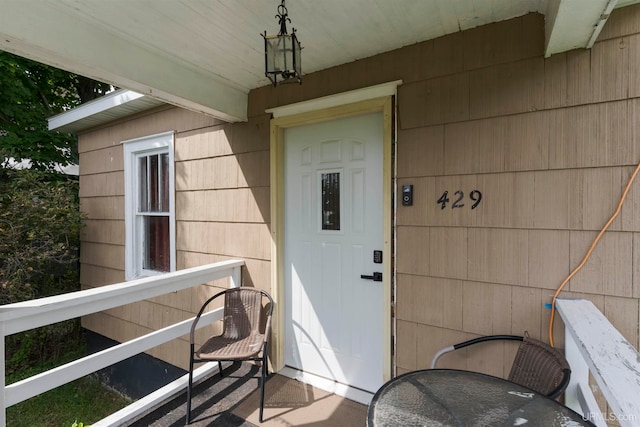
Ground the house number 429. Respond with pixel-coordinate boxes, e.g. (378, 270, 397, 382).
(437, 190, 482, 210)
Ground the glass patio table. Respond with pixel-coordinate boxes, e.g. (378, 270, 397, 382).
(367, 369, 595, 427)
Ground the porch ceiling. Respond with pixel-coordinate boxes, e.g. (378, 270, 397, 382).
(2, 0, 639, 123)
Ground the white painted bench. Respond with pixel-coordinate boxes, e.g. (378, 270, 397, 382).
(556, 299, 640, 427)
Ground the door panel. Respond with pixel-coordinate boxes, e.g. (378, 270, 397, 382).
(284, 112, 384, 392)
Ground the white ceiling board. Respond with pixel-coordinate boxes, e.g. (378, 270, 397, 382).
(2, 0, 640, 123)
(0, 0, 248, 122)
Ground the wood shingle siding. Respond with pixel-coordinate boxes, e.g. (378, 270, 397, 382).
(77, 8, 640, 385)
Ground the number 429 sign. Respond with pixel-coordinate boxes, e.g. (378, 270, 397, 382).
(437, 190, 482, 210)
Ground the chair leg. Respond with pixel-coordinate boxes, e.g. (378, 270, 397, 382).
(218, 361, 223, 377)
(259, 364, 266, 422)
(259, 344, 268, 422)
(186, 345, 195, 425)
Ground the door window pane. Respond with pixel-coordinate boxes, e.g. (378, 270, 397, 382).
(321, 172, 340, 230)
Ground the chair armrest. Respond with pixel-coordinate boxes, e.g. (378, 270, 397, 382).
(452, 335, 524, 350)
(430, 335, 524, 369)
(430, 345, 455, 369)
(189, 289, 227, 343)
(547, 368, 571, 400)
(263, 315, 272, 344)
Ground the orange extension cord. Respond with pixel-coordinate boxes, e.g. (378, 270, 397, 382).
(548, 161, 640, 347)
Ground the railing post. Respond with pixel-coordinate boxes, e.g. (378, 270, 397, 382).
(564, 328, 606, 427)
(563, 309, 607, 427)
(564, 329, 588, 414)
(230, 266, 241, 289)
(557, 299, 637, 427)
(1, 326, 5, 427)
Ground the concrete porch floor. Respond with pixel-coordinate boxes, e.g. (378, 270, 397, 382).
(127, 362, 368, 427)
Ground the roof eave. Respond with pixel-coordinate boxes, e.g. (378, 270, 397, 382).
(48, 89, 166, 134)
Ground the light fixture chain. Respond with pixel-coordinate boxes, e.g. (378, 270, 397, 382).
(276, 0, 291, 36)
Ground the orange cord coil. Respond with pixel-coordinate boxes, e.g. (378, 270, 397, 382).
(548, 162, 640, 347)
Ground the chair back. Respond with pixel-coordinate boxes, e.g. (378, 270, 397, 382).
(221, 288, 267, 340)
(508, 336, 571, 399)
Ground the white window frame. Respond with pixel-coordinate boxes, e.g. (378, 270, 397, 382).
(122, 131, 176, 280)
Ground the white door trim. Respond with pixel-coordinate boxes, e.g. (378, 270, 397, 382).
(266, 80, 402, 118)
(269, 95, 395, 388)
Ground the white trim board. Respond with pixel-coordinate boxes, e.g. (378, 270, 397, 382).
(266, 80, 402, 118)
(49, 89, 143, 130)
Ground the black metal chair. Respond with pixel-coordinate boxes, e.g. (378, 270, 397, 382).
(186, 287, 273, 424)
(430, 333, 571, 399)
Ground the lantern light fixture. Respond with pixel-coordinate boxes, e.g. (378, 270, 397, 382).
(262, 0, 302, 86)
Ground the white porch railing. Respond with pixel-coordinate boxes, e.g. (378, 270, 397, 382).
(556, 298, 640, 427)
(0, 259, 244, 427)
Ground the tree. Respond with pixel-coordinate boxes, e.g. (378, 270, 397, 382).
(0, 51, 112, 170)
(0, 52, 109, 368)
(0, 169, 83, 303)
(0, 168, 85, 369)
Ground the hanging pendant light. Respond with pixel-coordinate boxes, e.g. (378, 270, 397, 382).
(262, 0, 302, 86)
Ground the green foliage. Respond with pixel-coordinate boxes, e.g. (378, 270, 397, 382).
(7, 375, 129, 427)
(6, 320, 83, 378)
(0, 168, 83, 303)
(0, 168, 85, 373)
(6, 345, 130, 427)
(0, 51, 112, 170)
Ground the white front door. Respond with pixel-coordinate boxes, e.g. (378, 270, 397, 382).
(284, 112, 384, 392)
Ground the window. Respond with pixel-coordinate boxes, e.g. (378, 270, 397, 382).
(123, 131, 175, 279)
(320, 171, 341, 231)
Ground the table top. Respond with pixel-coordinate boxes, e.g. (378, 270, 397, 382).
(367, 369, 595, 427)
